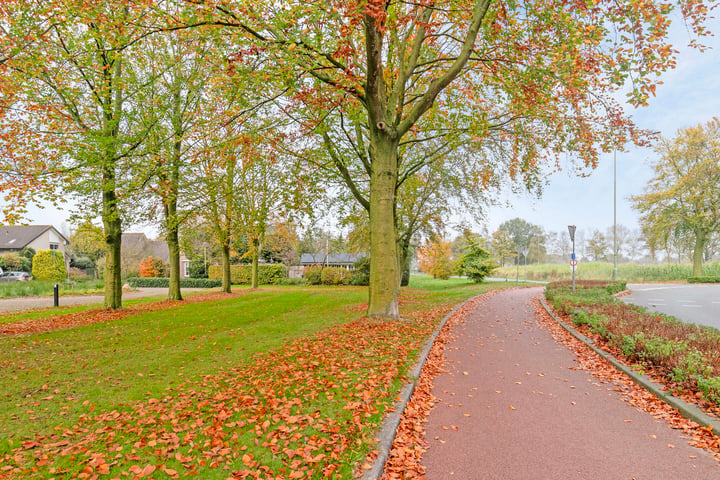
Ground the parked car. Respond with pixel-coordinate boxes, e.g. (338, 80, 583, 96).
(0, 271, 32, 282)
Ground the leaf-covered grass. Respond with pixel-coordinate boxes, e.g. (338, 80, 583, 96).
(0, 295, 170, 325)
(0, 280, 516, 479)
(0, 280, 105, 299)
(545, 281, 720, 409)
(496, 261, 720, 283)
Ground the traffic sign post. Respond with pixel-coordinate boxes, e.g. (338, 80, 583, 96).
(568, 225, 576, 292)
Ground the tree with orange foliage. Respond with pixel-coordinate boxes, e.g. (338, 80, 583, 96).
(138, 257, 167, 278)
(417, 236, 455, 280)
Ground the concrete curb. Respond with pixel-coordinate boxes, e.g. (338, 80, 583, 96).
(360, 293, 487, 480)
(540, 298, 720, 434)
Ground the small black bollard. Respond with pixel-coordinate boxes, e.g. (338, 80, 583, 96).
(53, 284, 59, 307)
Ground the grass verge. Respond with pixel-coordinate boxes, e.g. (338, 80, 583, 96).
(0, 280, 105, 299)
(0, 279, 518, 479)
(545, 280, 720, 410)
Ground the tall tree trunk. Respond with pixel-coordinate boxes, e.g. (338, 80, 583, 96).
(166, 224, 182, 300)
(367, 136, 400, 319)
(102, 52, 123, 310)
(397, 236, 411, 289)
(165, 116, 183, 301)
(693, 229, 706, 277)
(103, 167, 123, 309)
(251, 238, 259, 289)
(221, 241, 232, 293)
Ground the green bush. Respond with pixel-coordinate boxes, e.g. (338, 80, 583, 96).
(188, 257, 208, 278)
(126, 277, 222, 288)
(0, 253, 31, 273)
(207, 264, 287, 285)
(456, 240, 495, 283)
(321, 267, 351, 285)
(687, 276, 720, 284)
(31, 250, 66, 281)
(350, 257, 370, 286)
(303, 266, 323, 285)
(605, 280, 627, 294)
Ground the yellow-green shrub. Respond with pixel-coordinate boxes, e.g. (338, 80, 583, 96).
(31, 250, 66, 281)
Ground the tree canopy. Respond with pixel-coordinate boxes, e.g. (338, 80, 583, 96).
(631, 119, 720, 276)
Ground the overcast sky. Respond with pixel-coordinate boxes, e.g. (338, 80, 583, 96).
(18, 18, 720, 243)
(484, 25, 720, 240)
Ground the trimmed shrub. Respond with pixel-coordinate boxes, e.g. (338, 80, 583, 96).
(31, 250, 66, 281)
(321, 267, 351, 285)
(127, 277, 222, 288)
(303, 266, 323, 285)
(208, 264, 287, 285)
(688, 276, 720, 284)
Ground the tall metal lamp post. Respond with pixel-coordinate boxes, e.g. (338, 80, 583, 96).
(568, 225, 576, 292)
(613, 150, 618, 282)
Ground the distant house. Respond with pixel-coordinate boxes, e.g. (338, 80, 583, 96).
(0, 225, 70, 268)
(300, 253, 366, 270)
(121, 233, 191, 277)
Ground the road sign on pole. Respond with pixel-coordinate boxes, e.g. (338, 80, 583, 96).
(570, 259, 577, 267)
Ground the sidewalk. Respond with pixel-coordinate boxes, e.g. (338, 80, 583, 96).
(0, 287, 204, 313)
(422, 287, 719, 479)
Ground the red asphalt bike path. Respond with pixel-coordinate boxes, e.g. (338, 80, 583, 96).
(421, 287, 720, 479)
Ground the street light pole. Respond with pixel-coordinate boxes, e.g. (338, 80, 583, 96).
(568, 225, 577, 292)
(613, 149, 618, 282)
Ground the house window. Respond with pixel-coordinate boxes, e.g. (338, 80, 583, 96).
(182, 261, 190, 278)
(49, 243, 59, 250)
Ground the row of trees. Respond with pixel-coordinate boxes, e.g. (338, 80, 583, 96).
(1, 0, 713, 317)
(480, 215, 719, 267)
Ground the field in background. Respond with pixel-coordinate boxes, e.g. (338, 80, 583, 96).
(494, 261, 720, 283)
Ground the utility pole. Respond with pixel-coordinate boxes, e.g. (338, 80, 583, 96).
(613, 149, 618, 282)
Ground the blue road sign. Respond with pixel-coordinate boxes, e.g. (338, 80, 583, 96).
(571, 253, 576, 260)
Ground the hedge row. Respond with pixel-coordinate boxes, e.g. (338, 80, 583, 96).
(208, 264, 287, 285)
(687, 276, 720, 284)
(126, 277, 222, 288)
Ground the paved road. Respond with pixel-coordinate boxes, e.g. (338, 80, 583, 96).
(422, 288, 719, 479)
(621, 283, 720, 331)
(0, 288, 202, 313)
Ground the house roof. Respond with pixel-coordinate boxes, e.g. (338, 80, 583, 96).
(300, 253, 366, 265)
(122, 233, 170, 262)
(0, 225, 69, 249)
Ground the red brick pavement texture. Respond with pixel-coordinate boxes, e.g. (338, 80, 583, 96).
(422, 287, 720, 480)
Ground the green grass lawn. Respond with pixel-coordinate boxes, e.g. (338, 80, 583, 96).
(0, 279, 520, 479)
(0, 280, 105, 299)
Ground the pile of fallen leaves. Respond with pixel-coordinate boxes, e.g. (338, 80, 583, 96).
(0, 292, 246, 336)
(0, 297, 455, 479)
